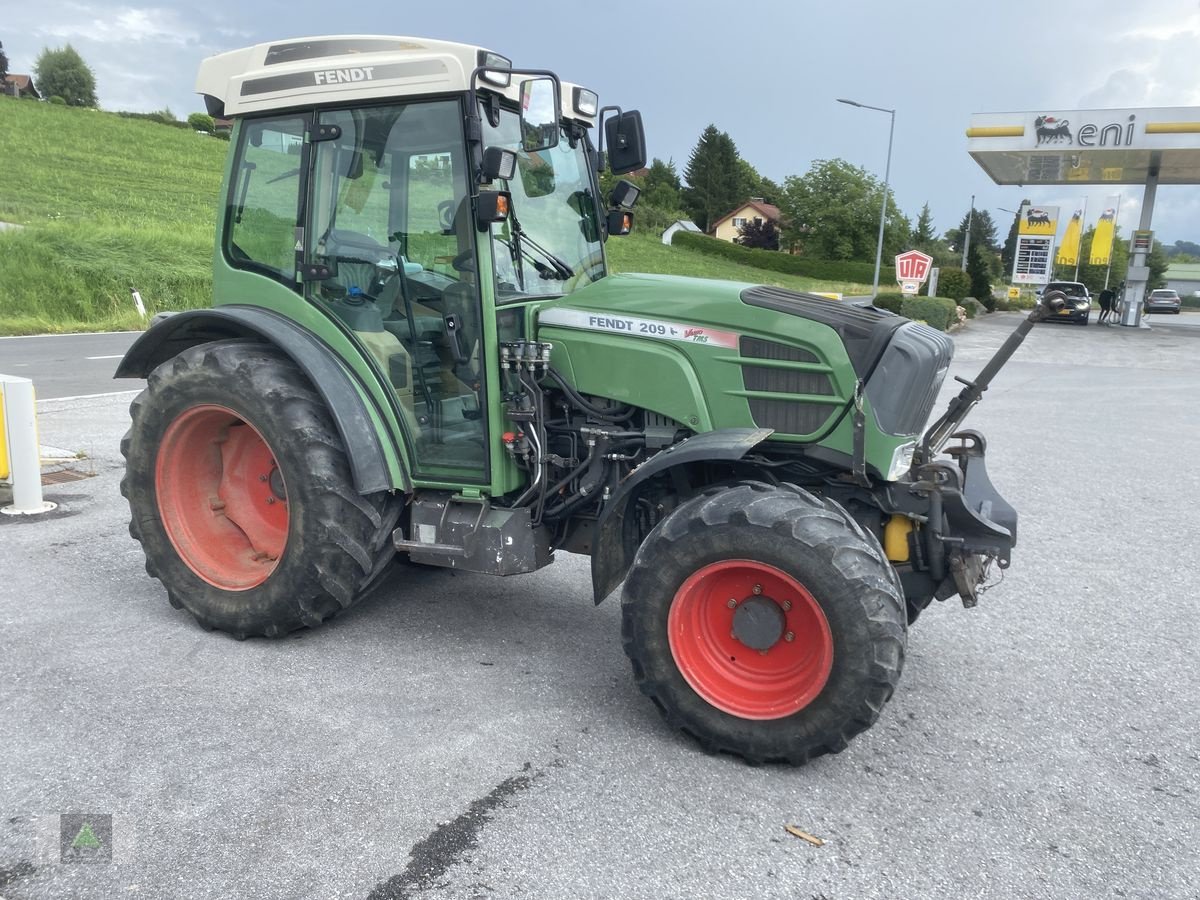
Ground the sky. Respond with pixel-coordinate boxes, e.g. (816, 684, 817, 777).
(8, 0, 1200, 245)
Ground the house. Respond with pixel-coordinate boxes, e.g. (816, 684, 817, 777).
(709, 198, 781, 244)
(1163, 263, 1200, 298)
(661, 219, 701, 245)
(2, 74, 40, 100)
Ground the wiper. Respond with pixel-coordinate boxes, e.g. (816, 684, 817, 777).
(505, 195, 574, 281)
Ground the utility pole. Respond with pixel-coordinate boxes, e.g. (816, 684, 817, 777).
(961, 195, 975, 271)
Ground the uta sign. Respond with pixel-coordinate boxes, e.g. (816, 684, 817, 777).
(895, 250, 933, 294)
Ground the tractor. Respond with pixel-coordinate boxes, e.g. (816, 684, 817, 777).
(117, 35, 1051, 765)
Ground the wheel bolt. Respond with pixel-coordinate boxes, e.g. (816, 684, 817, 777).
(785, 631, 794, 642)
(782, 600, 792, 611)
(758, 649, 768, 656)
(266, 496, 276, 505)
(752, 584, 763, 595)
(259, 474, 268, 482)
(727, 598, 737, 608)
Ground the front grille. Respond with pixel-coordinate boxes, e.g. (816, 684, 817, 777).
(739, 337, 838, 436)
(747, 398, 831, 435)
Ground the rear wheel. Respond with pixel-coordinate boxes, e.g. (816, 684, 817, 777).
(621, 481, 906, 765)
(121, 341, 402, 637)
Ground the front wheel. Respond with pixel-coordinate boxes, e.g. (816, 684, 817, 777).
(121, 341, 402, 638)
(621, 481, 906, 765)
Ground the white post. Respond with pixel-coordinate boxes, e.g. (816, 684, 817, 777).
(1, 376, 57, 516)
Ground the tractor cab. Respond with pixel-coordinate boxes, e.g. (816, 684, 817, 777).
(193, 36, 644, 485)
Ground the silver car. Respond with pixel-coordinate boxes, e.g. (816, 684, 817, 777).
(1145, 289, 1182, 314)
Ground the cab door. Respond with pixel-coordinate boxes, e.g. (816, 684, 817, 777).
(304, 99, 489, 483)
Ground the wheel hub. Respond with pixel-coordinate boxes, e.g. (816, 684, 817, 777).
(731, 596, 785, 650)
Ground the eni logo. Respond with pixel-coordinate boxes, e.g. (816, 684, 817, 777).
(1034, 113, 1136, 147)
(314, 67, 376, 85)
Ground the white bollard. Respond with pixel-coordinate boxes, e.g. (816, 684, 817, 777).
(1, 375, 57, 515)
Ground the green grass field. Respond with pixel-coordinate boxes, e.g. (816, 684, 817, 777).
(0, 97, 869, 334)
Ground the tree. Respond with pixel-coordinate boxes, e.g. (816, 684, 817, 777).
(966, 243, 993, 309)
(0, 41, 9, 85)
(682, 125, 745, 232)
(1148, 238, 1170, 288)
(1167, 239, 1200, 257)
(34, 45, 97, 107)
(777, 158, 909, 260)
(999, 202, 1028, 278)
(642, 157, 683, 212)
(913, 203, 936, 250)
(736, 218, 780, 251)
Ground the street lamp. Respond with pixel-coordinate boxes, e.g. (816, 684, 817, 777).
(837, 97, 895, 297)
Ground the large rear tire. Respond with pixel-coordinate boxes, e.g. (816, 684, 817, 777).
(621, 481, 906, 765)
(121, 341, 402, 638)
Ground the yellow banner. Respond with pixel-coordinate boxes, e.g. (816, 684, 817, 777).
(1056, 202, 1086, 266)
(1089, 196, 1120, 265)
(1018, 204, 1058, 236)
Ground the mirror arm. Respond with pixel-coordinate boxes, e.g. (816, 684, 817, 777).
(596, 105, 621, 172)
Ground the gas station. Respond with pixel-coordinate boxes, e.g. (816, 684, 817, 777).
(966, 106, 1200, 326)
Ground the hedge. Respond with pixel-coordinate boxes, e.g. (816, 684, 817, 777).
(934, 268, 970, 301)
(900, 296, 959, 331)
(672, 231, 896, 284)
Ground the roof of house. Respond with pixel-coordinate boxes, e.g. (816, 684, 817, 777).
(4, 74, 39, 97)
(1165, 263, 1200, 281)
(710, 199, 781, 230)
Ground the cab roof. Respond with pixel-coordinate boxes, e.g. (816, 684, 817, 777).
(196, 34, 596, 127)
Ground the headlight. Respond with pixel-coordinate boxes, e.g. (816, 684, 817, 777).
(887, 440, 917, 481)
(1076, 301, 1089, 310)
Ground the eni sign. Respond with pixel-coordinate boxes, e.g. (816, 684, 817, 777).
(966, 106, 1200, 185)
(1033, 113, 1137, 148)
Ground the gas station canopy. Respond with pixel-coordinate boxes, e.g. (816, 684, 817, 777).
(966, 106, 1200, 185)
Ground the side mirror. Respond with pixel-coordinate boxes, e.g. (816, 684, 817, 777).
(519, 77, 560, 153)
(605, 110, 647, 175)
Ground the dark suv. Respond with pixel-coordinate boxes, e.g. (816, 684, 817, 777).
(1042, 281, 1091, 325)
(1145, 289, 1182, 314)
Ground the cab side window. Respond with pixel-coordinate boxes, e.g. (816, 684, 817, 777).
(225, 116, 306, 283)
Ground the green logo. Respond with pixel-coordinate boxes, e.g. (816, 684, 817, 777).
(71, 822, 102, 850)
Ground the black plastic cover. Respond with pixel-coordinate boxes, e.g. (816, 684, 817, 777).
(740, 286, 906, 379)
(865, 321, 953, 436)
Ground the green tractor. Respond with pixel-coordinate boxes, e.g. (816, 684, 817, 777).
(118, 35, 1049, 765)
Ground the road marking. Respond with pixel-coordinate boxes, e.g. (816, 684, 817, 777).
(37, 389, 141, 403)
(0, 330, 143, 340)
(86, 355, 125, 360)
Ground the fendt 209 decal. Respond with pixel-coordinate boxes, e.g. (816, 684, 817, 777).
(538, 308, 739, 349)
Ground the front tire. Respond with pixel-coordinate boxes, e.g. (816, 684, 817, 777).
(121, 341, 402, 638)
(621, 481, 906, 765)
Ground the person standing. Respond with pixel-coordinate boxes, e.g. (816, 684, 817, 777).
(1098, 287, 1116, 324)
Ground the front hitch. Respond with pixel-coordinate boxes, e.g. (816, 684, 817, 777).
(916, 290, 1066, 465)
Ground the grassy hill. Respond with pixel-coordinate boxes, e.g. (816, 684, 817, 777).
(0, 97, 869, 334)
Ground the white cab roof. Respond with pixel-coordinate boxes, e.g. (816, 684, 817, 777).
(197, 35, 497, 116)
(196, 34, 597, 126)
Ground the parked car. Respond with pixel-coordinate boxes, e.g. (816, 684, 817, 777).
(1144, 289, 1182, 314)
(1041, 281, 1092, 325)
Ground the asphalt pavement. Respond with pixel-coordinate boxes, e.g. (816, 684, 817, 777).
(0, 332, 142, 400)
(2, 313, 1198, 899)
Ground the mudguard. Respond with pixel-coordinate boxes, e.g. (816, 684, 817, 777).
(115, 306, 405, 495)
(590, 427, 773, 604)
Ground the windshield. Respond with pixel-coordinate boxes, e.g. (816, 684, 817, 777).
(482, 105, 606, 301)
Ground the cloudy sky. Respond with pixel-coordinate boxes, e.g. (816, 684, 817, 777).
(8, 1, 1200, 244)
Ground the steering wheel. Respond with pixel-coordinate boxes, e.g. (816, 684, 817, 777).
(438, 200, 456, 235)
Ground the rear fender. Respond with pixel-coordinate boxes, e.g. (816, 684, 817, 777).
(590, 427, 773, 604)
(115, 307, 408, 494)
